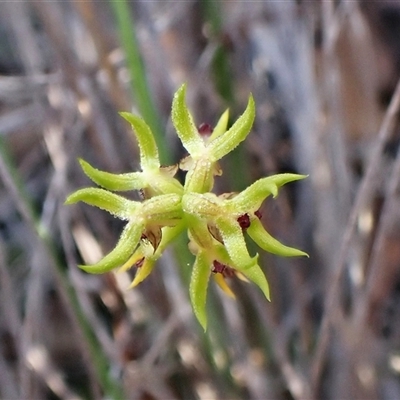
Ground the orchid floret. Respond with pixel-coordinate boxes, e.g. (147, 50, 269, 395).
(66, 84, 308, 330)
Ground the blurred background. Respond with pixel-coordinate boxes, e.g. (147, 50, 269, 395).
(1, 0, 400, 399)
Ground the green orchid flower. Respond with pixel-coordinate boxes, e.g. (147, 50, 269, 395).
(172, 84, 255, 193)
(66, 83, 308, 331)
(77, 113, 183, 197)
(65, 189, 182, 273)
(182, 174, 308, 328)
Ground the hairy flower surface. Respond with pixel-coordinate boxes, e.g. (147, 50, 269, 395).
(66, 84, 308, 330)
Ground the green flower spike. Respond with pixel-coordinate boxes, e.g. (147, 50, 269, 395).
(66, 83, 308, 331)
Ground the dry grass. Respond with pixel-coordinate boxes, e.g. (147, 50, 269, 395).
(1, 1, 400, 399)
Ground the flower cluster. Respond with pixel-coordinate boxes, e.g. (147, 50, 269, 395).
(65, 84, 307, 330)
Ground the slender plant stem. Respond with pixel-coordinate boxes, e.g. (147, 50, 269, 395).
(109, 0, 170, 164)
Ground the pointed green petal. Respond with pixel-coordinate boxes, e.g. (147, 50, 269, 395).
(65, 188, 136, 220)
(189, 250, 211, 331)
(185, 214, 214, 250)
(241, 263, 270, 301)
(208, 94, 255, 162)
(226, 177, 277, 213)
(268, 173, 308, 193)
(79, 159, 148, 191)
(119, 112, 160, 170)
(211, 240, 268, 299)
(213, 241, 235, 265)
(171, 84, 205, 157)
(227, 173, 307, 213)
(216, 215, 257, 270)
(209, 109, 229, 141)
(153, 223, 186, 257)
(247, 218, 308, 257)
(79, 221, 143, 273)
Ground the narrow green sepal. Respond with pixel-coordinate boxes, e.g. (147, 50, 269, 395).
(241, 263, 271, 301)
(216, 215, 257, 270)
(212, 241, 235, 266)
(247, 218, 308, 257)
(189, 250, 211, 331)
(171, 84, 205, 157)
(79, 221, 143, 274)
(226, 178, 277, 212)
(208, 94, 255, 162)
(268, 173, 308, 193)
(153, 223, 186, 257)
(119, 112, 160, 170)
(228, 173, 307, 213)
(65, 187, 135, 220)
(79, 159, 147, 191)
(185, 214, 214, 250)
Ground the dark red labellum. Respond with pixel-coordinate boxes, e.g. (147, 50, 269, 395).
(237, 213, 251, 230)
(198, 123, 213, 136)
(212, 260, 226, 274)
(212, 260, 235, 278)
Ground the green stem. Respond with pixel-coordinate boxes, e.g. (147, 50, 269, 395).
(109, 0, 170, 164)
(201, 0, 234, 104)
(201, 0, 249, 190)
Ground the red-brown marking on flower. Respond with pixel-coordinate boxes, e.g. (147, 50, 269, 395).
(135, 257, 145, 268)
(198, 123, 213, 136)
(255, 209, 262, 219)
(237, 213, 251, 230)
(212, 260, 235, 278)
